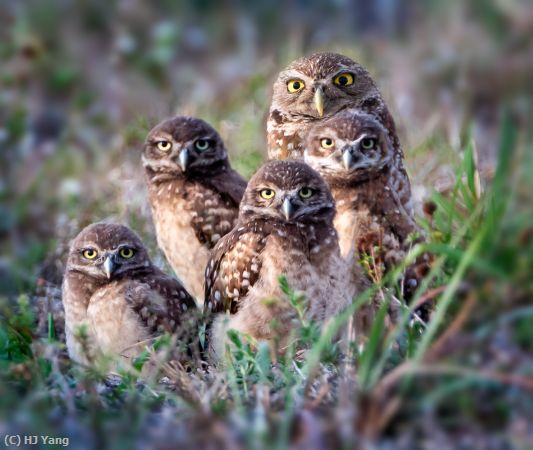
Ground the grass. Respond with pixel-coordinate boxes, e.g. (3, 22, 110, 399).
(1, 112, 531, 449)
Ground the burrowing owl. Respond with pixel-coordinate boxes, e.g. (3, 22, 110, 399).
(62, 223, 196, 366)
(304, 110, 425, 296)
(204, 160, 366, 360)
(267, 52, 402, 166)
(143, 116, 247, 301)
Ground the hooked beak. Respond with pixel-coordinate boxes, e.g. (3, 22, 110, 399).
(282, 197, 296, 221)
(342, 150, 354, 170)
(178, 148, 190, 171)
(314, 86, 325, 118)
(103, 256, 115, 279)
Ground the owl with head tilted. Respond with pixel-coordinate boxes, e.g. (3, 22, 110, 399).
(62, 223, 197, 367)
(143, 117, 247, 302)
(267, 52, 403, 167)
(305, 110, 426, 299)
(203, 160, 366, 361)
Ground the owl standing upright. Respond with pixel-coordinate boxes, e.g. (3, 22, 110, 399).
(62, 223, 197, 367)
(304, 110, 426, 299)
(267, 53, 406, 190)
(143, 117, 247, 302)
(204, 160, 367, 361)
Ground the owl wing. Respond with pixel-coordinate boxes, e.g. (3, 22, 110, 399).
(206, 166, 247, 206)
(204, 221, 267, 315)
(128, 270, 197, 334)
(188, 168, 246, 249)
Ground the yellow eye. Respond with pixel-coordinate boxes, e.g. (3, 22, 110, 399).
(82, 249, 98, 259)
(287, 79, 305, 93)
(299, 187, 314, 199)
(157, 141, 172, 152)
(119, 247, 135, 259)
(320, 138, 335, 149)
(333, 72, 354, 87)
(361, 137, 376, 150)
(260, 189, 275, 199)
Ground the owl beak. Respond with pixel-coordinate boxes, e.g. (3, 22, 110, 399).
(282, 197, 296, 221)
(342, 150, 354, 170)
(103, 256, 115, 279)
(178, 149, 190, 171)
(314, 87, 325, 118)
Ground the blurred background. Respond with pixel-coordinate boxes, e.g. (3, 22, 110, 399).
(0, 0, 531, 294)
(0, 1, 532, 447)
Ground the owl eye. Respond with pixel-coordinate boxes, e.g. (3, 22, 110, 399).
(298, 187, 314, 199)
(82, 248, 98, 260)
(287, 79, 305, 93)
(260, 189, 275, 199)
(360, 137, 376, 150)
(157, 141, 172, 152)
(195, 139, 210, 152)
(320, 138, 335, 149)
(119, 247, 135, 259)
(333, 72, 354, 87)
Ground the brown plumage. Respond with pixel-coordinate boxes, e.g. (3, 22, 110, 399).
(204, 161, 366, 361)
(143, 116, 247, 302)
(304, 110, 428, 300)
(62, 223, 197, 367)
(267, 52, 402, 169)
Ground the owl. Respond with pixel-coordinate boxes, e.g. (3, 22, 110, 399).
(204, 160, 367, 361)
(267, 52, 403, 173)
(304, 110, 427, 299)
(62, 223, 197, 367)
(143, 116, 247, 302)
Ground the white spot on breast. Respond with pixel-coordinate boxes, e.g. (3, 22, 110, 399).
(214, 290, 221, 301)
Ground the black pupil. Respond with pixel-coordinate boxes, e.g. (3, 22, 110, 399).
(303, 189, 309, 195)
(324, 139, 332, 145)
(198, 140, 206, 148)
(339, 76, 347, 85)
(265, 190, 272, 196)
(293, 81, 300, 89)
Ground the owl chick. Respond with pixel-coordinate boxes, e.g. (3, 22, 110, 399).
(62, 223, 197, 367)
(143, 116, 247, 301)
(204, 160, 366, 361)
(267, 52, 403, 171)
(304, 110, 426, 298)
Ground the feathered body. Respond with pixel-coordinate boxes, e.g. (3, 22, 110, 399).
(304, 110, 432, 313)
(204, 161, 366, 360)
(143, 117, 247, 301)
(62, 223, 196, 366)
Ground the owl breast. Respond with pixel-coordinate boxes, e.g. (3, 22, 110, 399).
(151, 194, 210, 302)
(223, 232, 354, 341)
(86, 280, 152, 362)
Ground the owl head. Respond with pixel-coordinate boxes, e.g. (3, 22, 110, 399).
(270, 52, 378, 120)
(67, 223, 151, 282)
(304, 110, 394, 184)
(240, 160, 335, 224)
(143, 116, 228, 176)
